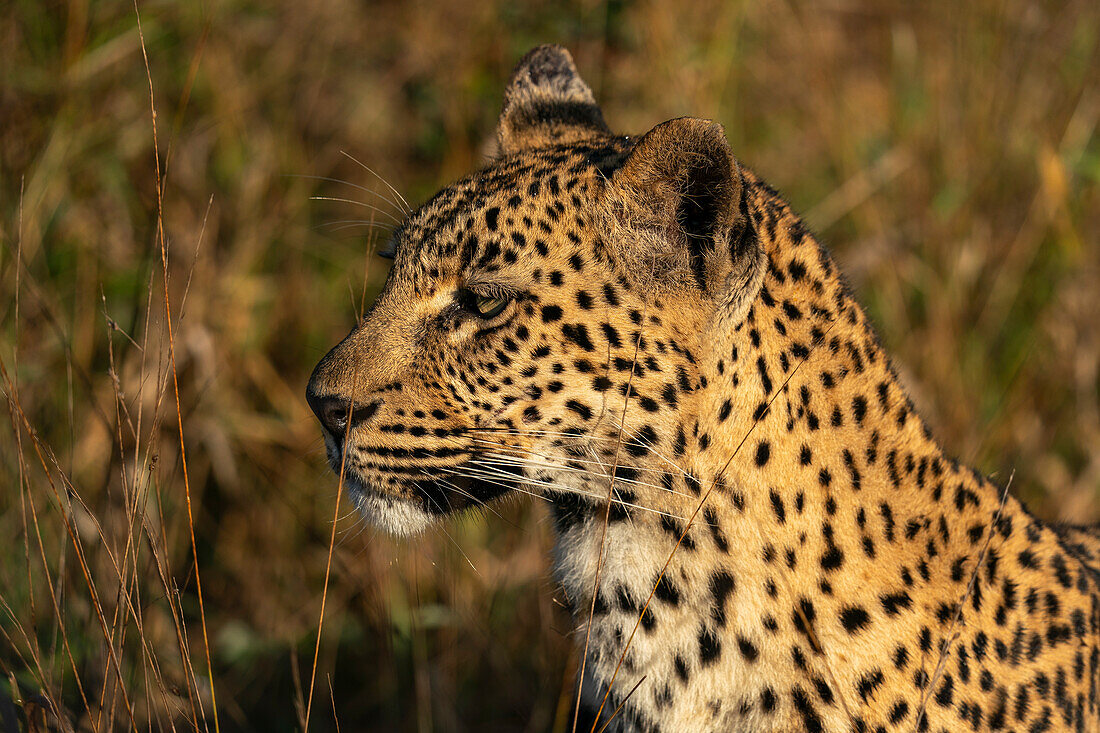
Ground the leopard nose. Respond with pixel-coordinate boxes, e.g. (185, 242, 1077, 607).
(306, 392, 383, 437)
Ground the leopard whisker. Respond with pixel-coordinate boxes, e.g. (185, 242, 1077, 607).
(338, 151, 412, 214)
(445, 464, 688, 521)
(469, 433, 667, 473)
(334, 504, 361, 523)
(468, 437, 696, 494)
(471, 451, 692, 499)
(336, 511, 374, 550)
(308, 196, 404, 225)
(288, 173, 408, 213)
(470, 454, 640, 515)
(438, 467, 557, 506)
(430, 475, 510, 525)
(320, 220, 398, 233)
(439, 468, 619, 520)
(414, 473, 481, 576)
(467, 428, 695, 481)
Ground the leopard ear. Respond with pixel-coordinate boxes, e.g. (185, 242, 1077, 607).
(497, 45, 610, 154)
(605, 117, 762, 311)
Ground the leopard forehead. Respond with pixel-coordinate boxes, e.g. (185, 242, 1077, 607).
(387, 142, 629, 275)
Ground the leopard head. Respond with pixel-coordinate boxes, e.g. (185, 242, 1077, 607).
(306, 45, 764, 534)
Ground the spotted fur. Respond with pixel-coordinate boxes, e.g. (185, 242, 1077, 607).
(307, 46, 1100, 732)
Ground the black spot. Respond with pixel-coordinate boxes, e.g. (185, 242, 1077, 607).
(792, 686, 824, 733)
(710, 571, 736, 626)
(757, 356, 773, 395)
(541, 305, 562, 322)
(857, 669, 884, 702)
(820, 544, 844, 571)
(852, 395, 867, 425)
(704, 508, 730, 553)
(737, 636, 759, 662)
(565, 400, 592, 420)
(661, 383, 678, 408)
(627, 425, 658, 457)
(601, 323, 622, 347)
(770, 490, 786, 524)
(755, 441, 771, 466)
(812, 676, 834, 705)
(699, 628, 721, 666)
(674, 655, 689, 682)
(673, 425, 686, 457)
(485, 207, 500, 231)
(562, 323, 595, 351)
(615, 584, 638, 613)
(782, 301, 803, 320)
(840, 606, 871, 634)
(655, 576, 681, 606)
(549, 493, 593, 532)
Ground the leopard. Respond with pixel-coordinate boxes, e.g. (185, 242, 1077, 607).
(306, 45, 1100, 732)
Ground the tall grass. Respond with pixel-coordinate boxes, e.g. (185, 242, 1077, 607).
(1, 0, 1098, 730)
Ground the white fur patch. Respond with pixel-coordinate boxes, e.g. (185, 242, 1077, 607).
(351, 482, 435, 537)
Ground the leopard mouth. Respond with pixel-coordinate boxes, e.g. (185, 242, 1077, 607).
(325, 452, 514, 535)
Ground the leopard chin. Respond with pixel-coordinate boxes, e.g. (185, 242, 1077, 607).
(350, 484, 436, 537)
(329, 458, 512, 534)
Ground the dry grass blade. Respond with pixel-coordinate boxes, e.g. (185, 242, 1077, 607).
(6, 399, 96, 731)
(302, 388, 355, 733)
(302, 140, 392, 732)
(1, 359, 137, 729)
(913, 472, 1013, 731)
(594, 674, 645, 733)
(304, 209, 381, 728)
(291, 646, 306, 730)
(587, 316, 848, 732)
(575, 303, 646, 733)
(328, 674, 342, 733)
(133, 2, 218, 730)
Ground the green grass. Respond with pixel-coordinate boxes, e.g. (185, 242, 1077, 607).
(1, 0, 1098, 730)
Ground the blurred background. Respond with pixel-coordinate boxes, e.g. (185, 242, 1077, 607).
(1, 0, 1097, 730)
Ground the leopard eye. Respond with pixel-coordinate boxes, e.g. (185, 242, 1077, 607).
(472, 293, 509, 319)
